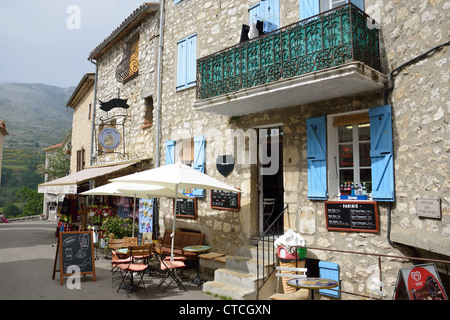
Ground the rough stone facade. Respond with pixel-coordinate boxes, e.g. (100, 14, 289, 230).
(157, 0, 449, 299)
(92, 10, 160, 167)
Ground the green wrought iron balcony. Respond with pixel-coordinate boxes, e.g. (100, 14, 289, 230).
(194, 3, 386, 117)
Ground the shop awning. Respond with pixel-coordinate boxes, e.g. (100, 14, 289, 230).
(38, 162, 137, 195)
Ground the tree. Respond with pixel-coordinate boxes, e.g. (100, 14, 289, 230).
(46, 148, 70, 180)
(15, 187, 43, 217)
(3, 204, 21, 218)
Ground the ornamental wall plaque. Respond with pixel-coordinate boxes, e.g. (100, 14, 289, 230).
(99, 127, 121, 151)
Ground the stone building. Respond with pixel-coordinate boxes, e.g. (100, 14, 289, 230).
(66, 72, 95, 174)
(56, 0, 449, 299)
(88, 2, 160, 169)
(155, 0, 449, 299)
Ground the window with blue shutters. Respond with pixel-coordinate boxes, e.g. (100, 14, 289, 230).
(300, 0, 365, 21)
(176, 34, 197, 91)
(307, 116, 328, 200)
(165, 136, 206, 197)
(316, 105, 394, 201)
(249, 0, 280, 31)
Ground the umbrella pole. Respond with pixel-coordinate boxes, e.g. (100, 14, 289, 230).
(132, 194, 136, 238)
(171, 184, 178, 262)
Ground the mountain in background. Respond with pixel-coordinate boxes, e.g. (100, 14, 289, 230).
(0, 83, 75, 149)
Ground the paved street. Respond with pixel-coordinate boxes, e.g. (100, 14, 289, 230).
(0, 221, 219, 301)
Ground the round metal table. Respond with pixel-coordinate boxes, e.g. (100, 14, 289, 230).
(287, 278, 339, 300)
(183, 245, 211, 286)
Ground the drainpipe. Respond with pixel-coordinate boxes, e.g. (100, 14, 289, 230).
(154, 0, 165, 238)
(89, 58, 99, 167)
(156, 0, 164, 168)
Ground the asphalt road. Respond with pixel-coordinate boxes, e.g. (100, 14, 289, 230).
(0, 221, 218, 301)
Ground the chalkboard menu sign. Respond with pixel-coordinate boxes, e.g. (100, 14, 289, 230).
(211, 189, 240, 211)
(325, 201, 379, 233)
(174, 198, 197, 219)
(53, 231, 96, 285)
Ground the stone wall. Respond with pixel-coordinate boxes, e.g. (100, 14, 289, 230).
(93, 14, 160, 166)
(376, 0, 449, 256)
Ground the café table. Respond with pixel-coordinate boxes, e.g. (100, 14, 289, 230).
(182, 245, 211, 286)
(287, 278, 339, 300)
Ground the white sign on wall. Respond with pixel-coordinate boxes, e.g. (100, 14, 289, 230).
(416, 198, 441, 219)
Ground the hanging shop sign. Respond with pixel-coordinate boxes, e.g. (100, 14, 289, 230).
(325, 201, 379, 233)
(99, 98, 130, 112)
(99, 127, 121, 150)
(393, 263, 448, 300)
(216, 154, 234, 177)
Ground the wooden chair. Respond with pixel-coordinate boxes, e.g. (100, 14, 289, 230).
(116, 244, 153, 298)
(268, 265, 309, 300)
(109, 238, 132, 286)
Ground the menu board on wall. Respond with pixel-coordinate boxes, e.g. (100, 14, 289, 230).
(174, 198, 197, 219)
(211, 189, 240, 211)
(325, 201, 379, 233)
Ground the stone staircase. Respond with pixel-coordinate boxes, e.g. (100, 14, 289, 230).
(202, 243, 276, 300)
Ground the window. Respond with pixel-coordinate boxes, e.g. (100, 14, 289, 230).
(307, 105, 395, 202)
(329, 112, 372, 198)
(76, 148, 85, 172)
(142, 96, 154, 129)
(176, 34, 197, 90)
(299, 0, 364, 20)
(116, 37, 139, 83)
(249, 0, 280, 32)
(165, 136, 205, 197)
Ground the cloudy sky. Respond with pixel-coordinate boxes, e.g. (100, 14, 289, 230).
(0, 0, 149, 88)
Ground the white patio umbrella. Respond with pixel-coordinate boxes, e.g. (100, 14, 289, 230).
(110, 162, 242, 260)
(80, 182, 191, 237)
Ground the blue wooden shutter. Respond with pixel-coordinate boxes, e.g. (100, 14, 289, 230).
(250, 1, 280, 29)
(192, 135, 205, 197)
(249, 3, 263, 26)
(350, 0, 365, 11)
(176, 38, 187, 90)
(300, 0, 320, 20)
(264, 0, 280, 28)
(307, 116, 327, 200)
(165, 140, 175, 165)
(319, 261, 340, 298)
(369, 105, 395, 202)
(186, 34, 197, 87)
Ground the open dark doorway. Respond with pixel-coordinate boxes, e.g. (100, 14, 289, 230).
(258, 126, 284, 236)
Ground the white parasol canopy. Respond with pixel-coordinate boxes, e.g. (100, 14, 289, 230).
(110, 162, 242, 260)
(80, 182, 191, 237)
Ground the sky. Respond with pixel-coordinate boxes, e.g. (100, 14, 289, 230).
(0, 0, 150, 88)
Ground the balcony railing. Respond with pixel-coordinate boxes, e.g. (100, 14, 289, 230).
(196, 3, 381, 100)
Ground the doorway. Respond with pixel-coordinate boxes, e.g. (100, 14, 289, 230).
(258, 126, 284, 236)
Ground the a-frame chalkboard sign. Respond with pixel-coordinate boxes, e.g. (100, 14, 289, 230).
(52, 231, 96, 285)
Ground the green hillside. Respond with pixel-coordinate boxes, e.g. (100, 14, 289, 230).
(0, 83, 75, 213)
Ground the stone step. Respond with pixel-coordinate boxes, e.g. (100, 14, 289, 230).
(203, 280, 257, 300)
(214, 268, 258, 291)
(226, 256, 274, 277)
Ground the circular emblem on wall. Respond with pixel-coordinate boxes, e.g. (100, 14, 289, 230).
(99, 127, 121, 150)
